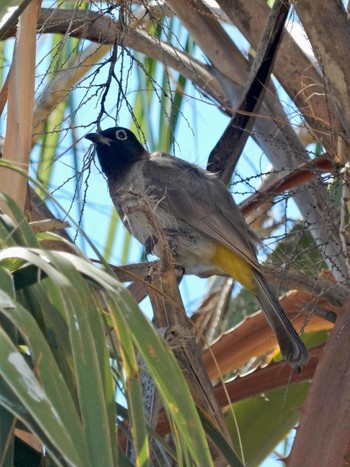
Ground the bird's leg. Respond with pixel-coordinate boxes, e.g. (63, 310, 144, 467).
(144, 230, 180, 261)
(163, 228, 179, 257)
(144, 235, 158, 258)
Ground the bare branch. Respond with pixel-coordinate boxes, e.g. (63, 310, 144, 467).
(208, 0, 290, 183)
(289, 297, 350, 465)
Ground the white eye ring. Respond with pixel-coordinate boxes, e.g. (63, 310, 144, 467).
(115, 129, 128, 140)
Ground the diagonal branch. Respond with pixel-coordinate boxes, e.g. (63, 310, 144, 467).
(207, 0, 290, 183)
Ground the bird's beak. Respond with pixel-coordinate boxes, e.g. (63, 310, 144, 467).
(85, 133, 111, 146)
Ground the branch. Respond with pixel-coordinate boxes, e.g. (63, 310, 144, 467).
(3, 8, 228, 109)
(289, 297, 350, 465)
(202, 286, 337, 379)
(240, 156, 336, 217)
(207, 0, 290, 183)
(216, 0, 342, 150)
(114, 190, 231, 457)
(109, 251, 348, 308)
(214, 346, 322, 405)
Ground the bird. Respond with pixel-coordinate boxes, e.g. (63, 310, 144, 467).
(86, 126, 308, 368)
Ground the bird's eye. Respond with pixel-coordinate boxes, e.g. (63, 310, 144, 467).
(115, 129, 128, 140)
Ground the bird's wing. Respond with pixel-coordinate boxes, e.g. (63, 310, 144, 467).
(142, 154, 261, 270)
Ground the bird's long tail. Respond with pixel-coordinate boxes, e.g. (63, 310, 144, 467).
(253, 270, 308, 369)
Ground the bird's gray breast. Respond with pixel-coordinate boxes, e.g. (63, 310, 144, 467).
(108, 161, 179, 246)
(107, 160, 217, 273)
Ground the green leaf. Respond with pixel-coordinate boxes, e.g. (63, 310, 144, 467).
(225, 382, 309, 466)
(53, 252, 213, 465)
(0, 247, 118, 464)
(0, 328, 86, 466)
(109, 300, 150, 467)
(0, 266, 15, 302)
(36, 251, 118, 466)
(199, 408, 243, 466)
(108, 292, 212, 465)
(0, 193, 39, 248)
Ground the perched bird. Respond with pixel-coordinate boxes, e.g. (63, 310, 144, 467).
(86, 127, 308, 368)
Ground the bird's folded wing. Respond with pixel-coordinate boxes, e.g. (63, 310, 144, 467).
(143, 156, 261, 271)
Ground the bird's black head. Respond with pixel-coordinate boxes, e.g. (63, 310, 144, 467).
(85, 127, 146, 178)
